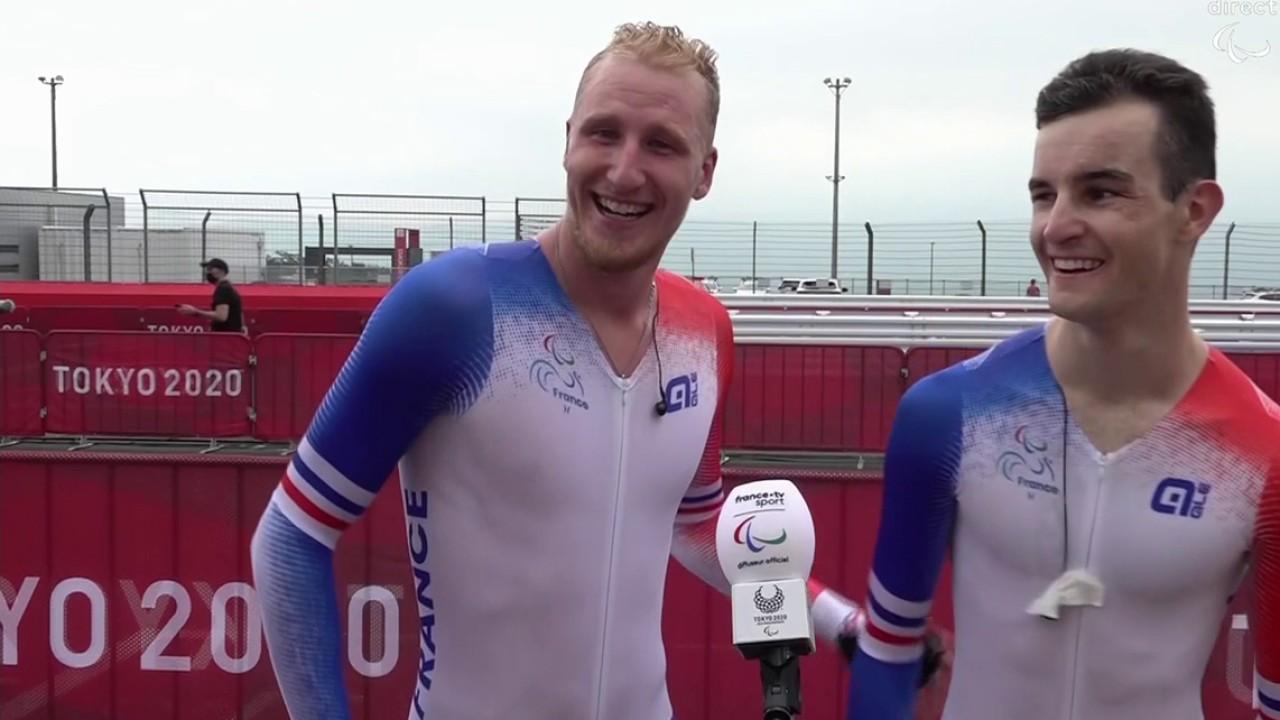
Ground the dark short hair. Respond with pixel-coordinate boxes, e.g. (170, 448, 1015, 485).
(1035, 49, 1216, 200)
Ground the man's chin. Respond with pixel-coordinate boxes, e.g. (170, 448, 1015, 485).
(1048, 295, 1112, 327)
(574, 234, 663, 275)
(1048, 295, 1081, 320)
(582, 249, 656, 275)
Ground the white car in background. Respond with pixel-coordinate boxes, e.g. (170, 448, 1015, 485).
(794, 278, 846, 294)
(771, 277, 845, 294)
(1241, 289, 1280, 302)
(696, 277, 722, 294)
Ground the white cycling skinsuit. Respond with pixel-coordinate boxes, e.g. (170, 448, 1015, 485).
(250, 239, 855, 719)
(845, 324, 1280, 720)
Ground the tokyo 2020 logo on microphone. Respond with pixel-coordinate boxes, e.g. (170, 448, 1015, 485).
(754, 585, 785, 614)
(734, 515, 787, 553)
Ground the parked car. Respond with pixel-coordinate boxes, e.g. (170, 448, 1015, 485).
(795, 278, 845, 294)
(1242, 290, 1280, 302)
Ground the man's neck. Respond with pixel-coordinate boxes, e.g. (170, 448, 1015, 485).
(1047, 305, 1207, 404)
(541, 221, 656, 323)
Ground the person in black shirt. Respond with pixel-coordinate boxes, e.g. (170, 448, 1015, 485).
(178, 258, 244, 332)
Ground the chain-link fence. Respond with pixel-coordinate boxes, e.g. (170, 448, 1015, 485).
(139, 190, 301, 284)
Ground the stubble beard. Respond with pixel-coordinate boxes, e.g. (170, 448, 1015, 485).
(567, 214, 664, 275)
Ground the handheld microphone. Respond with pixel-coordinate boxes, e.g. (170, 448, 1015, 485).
(716, 479, 816, 720)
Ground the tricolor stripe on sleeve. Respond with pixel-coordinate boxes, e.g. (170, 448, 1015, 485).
(861, 571, 931, 663)
(677, 479, 724, 524)
(809, 579, 864, 646)
(1258, 671, 1280, 719)
(272, 438, 378, 549)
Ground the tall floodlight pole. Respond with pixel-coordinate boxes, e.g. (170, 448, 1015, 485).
(38, 75, 64, 188)
(824, 77, 850, 280)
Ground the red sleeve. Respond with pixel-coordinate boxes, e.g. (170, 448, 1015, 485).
(1254, 465, 1280, 718)
(673, 300, 733, 526)
(669, 298, 734, 595)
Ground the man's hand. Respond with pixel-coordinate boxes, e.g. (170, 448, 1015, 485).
(837, 614, 949, 689)
(176, 304, 199, 316)
(917, 630, 947, 689)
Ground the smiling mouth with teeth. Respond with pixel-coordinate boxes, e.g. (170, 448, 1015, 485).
(593, 193, 653, 219)
(1052, 258, 1104, 274)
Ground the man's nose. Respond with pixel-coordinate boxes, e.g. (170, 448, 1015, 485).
(1040, 195, 1085, 245)
(605, 140, 645, 191)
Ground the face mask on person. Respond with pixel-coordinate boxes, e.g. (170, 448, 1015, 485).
(206, 272, 218, 284)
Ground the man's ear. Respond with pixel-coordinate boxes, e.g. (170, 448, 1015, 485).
(692, 146, 718, 200)
(563, 120, 571, 168)
(1179, 178, 1225, 247)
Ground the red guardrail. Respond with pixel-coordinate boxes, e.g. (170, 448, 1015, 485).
(246, 309, 367, 337)
(1225, 352, 1280, 400)
(0, 330, 44, 436)
(0, 307, 31, 332)
(24, 306, 145, 334)
(42, 331, 253, 437)
(723, 345, 904, 452)
(15, 304, 369, 339)
(253, 334, 359, 441)
(903, 347, 986, 388)
(0, 453, 1257, 719)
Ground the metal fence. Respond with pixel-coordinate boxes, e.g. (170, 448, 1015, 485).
(4, 185, 1279, 298)
(329, 194, 486, 284)
(514, 197, 565, 240)
(140, 190, 302, 284)
(0, 187, 117, 281)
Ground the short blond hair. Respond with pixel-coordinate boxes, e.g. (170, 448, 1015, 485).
(575, 22, 721, 141)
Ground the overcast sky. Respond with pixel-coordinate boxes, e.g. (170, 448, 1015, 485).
(2, 0, 1276, 230)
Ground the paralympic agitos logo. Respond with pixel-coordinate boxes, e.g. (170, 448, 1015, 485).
(734, 515, 787, 553)
(998, 425, 1058, 497)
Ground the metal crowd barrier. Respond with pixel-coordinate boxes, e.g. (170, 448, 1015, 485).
(6, 323, 1280, 454)
(718, 293, 1280, 315)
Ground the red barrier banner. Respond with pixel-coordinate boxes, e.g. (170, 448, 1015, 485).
(724, 345, 904, 452)
(0, 330, 44, 436)
(137, 307, 220, 335)
(254, 334, 358, 441)
(0, 452, 458, 720)
(0, 455, 1257, 719)
(24, 306, 144, 334)
(42, 332, 253, 437)
(246, 309, 367, 337)
(0, 307, 30, 332)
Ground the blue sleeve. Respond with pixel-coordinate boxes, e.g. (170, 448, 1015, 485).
(847, 369, 962, 720)
(250, 248, 495, 719)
